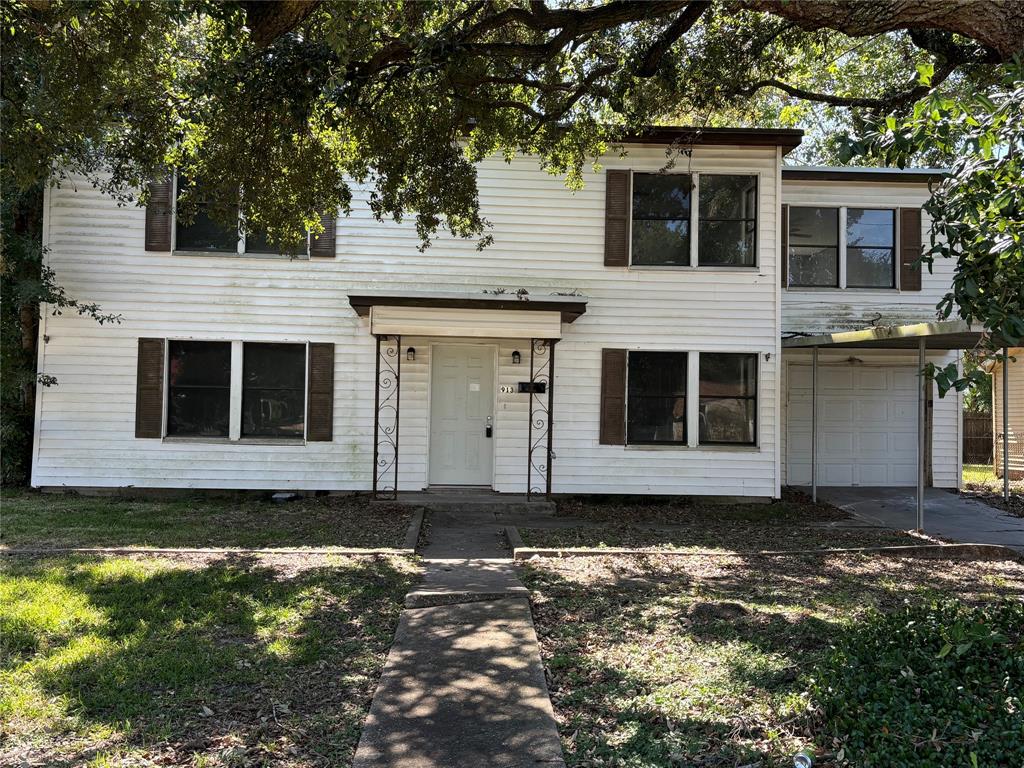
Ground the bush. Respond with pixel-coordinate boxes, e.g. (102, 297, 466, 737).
(810, 599, 1024, 767)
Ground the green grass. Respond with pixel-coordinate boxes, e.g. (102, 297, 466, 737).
(964, 462, 1023, 491)
(522, 552, 1024, 768)
(1, 552, 418, 766)
(1, 489, 412, 550)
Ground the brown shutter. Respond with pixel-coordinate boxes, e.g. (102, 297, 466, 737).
(306, 343, 334, 441)
(144, 178, 173, 251)
(780, 204, 789, 289)
(599, 348, 627, 445)
(899, 207, 923, 291)
(604, 170, 630, 266)
(135, 338, 165, 438)
(309, 212, 336, 258)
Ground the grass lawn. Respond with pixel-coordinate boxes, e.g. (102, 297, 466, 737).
(1, 552, 418, 767)
(1, 490, 412, 550)
(522, 551, 1024, 767)
(962, 463, 1024, 516)
(519, 494, 923, 552)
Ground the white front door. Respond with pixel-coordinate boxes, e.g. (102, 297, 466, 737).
(786, 363, 919, 486)
(429, 345, 495, 486)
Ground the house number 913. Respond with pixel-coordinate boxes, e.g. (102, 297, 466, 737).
(499, 385, 516, 394)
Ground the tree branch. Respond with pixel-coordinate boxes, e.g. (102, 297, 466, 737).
(636, 2, 712, 77)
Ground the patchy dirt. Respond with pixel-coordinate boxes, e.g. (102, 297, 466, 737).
(960, 485, 1024, 517)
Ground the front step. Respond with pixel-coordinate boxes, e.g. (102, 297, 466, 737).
(377, 491, 557, 517)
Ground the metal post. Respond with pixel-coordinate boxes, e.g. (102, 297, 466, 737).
(1004, 346, 1010, 503)
(811, 346, 818, 503)
(546, 340, 556, 499)
(372, 335, 381, 498)
(527, 339, 535, 501)
(917, 337, 926, 532)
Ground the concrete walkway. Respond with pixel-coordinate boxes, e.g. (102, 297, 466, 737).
(819, 486, 1024, 553)
(352, 507, 565, 768)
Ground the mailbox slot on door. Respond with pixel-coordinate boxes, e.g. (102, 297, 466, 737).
(518, 381, 546, 394)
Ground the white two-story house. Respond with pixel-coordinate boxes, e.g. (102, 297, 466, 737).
(30, 127, 967, 499)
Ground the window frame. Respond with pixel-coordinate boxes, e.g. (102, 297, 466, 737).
(625, 350, 689, 446)
(171, 174, 312, 259)
(240, 341, 308, 440)
(164, 339, 234, 439)
(627, 170, 761, 270)
(786, 204, 900, 290)
(161, 338, 310, 444)
(623, 349, 761, 450)
(697, 352, 758, 447)
(844, 207, 897, 289)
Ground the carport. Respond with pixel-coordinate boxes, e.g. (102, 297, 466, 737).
(783, 319, 1012, 532)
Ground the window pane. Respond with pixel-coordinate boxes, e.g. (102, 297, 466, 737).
(698, 220, 756, 266)
(632, 173, 691, 219)
(699, 352, 756, 445)
(699, 175, 757, 220)
(631, 219, 690, 265)
(167, 341, 231, 437)
(627, 352, 687, 444)
(700, 353, 757, 397)
(789, 246, 839, 287)
(846, 208, 894, 247)
(698, 175, 757, 266)
(242, 343, 306, 438)
(175, 181, 238, 252)
(243, 227, 280, 254)
(789, 207, 838, 247)
(847, 247, 895, 288)
(699, 398, 756, 444)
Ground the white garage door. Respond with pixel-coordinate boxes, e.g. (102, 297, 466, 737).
(786, 364, 919, 486)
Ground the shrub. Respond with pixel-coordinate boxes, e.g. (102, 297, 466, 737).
(810, 599, 1024, 767)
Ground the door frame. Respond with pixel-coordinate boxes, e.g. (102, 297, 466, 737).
(426, 341, 500, 488)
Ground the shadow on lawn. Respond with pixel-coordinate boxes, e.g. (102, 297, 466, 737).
(1, 553, 416, 767)
(522, 552, 1024, 766)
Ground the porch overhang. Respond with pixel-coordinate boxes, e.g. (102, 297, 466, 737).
(782, 320, 989, 351)
(348, 291, 586, 339)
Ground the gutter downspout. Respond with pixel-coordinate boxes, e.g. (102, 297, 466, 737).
(811, 346, 818, 503)
(1004, 347, 1010, 503)
(917, 338, 926, 532)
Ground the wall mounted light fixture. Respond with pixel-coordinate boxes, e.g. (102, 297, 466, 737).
(406, 347, 416, 362)
(512, 350, 521, 365)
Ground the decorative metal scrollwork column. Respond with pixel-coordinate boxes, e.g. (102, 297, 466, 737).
(373, 334, 401, 500)
(527, 338, 556, 500)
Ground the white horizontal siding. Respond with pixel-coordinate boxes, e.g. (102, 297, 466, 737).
(781, 180, 951, 334)
(780, 349, 961, 489)
(992, 354, 1024, 476)
(35, 146, 781, 495)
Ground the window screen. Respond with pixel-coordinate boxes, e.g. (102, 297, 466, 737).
(167, 341, 231, 437)
(242, 343, 306, 438)
(788, 207, 839, 287)
(698, 175, 757, 266)
(630, 174, 692, 266)
(699, 353, 757, 445)
(846, 208, 895, 288)
(175, 181, 238, 252)
(627, 351, 688, 444)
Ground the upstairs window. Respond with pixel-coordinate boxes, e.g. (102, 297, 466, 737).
(846, 208, 895, 288)
(174, 177, 305, 257)
(167, 341, 232, 437)
(787, 206, 895, 289)
(626, 351, 688, 444)
(242, 343, 306, 438)
(788, 207, 839, 287)
(697, 175, 757, 267)
(699, 353, 757, 445)
(631, 173, 691, 266)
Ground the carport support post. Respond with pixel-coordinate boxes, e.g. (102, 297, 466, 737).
(811, 346, 818, 503)
(1004, 346, 1010, 502)
(917, 338, 926, 532)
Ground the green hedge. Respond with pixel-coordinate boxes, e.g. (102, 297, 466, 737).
(811, 599, 1023, 767)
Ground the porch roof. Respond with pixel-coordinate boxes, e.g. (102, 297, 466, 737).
(781, 320, 990, 351)
(348, 290, 588, 324)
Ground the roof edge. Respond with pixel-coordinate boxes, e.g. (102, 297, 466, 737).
(782, 166, 948, 184)
(619, 126, 804, 155)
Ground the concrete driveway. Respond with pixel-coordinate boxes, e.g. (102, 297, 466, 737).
(818, 487, 1024, 553)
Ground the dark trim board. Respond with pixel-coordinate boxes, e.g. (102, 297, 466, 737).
(348, 293, 587, 323)
(622, 126, 803, 154)
(782, 168, 946, 184)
